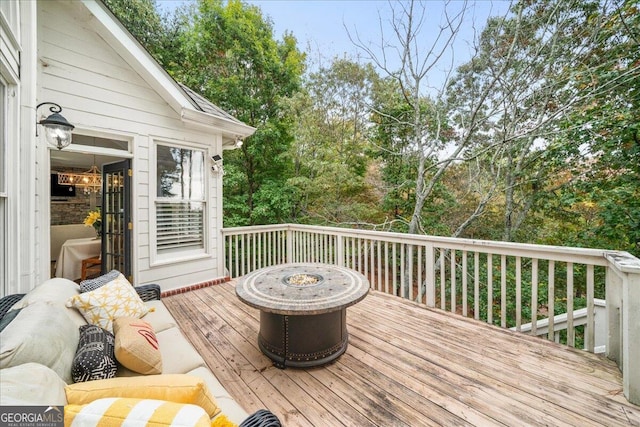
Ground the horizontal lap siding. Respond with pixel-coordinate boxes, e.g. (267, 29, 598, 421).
(39, 2, 222, 290)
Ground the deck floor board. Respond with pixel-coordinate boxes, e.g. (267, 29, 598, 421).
(163, 282, 640, 427)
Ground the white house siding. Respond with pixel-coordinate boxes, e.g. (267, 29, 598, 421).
(36, 1, 226, 292)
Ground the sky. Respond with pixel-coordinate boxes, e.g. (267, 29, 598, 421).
(156, 0, 512, 86)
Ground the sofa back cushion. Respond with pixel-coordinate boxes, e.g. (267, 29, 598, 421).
(0, 363, 68, 405)
(0, 301, 79, 384)
(12, 278, 86, 327)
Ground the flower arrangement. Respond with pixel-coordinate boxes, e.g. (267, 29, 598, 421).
(84, 208, 102, 236)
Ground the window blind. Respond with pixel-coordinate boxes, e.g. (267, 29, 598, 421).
(156, 201, 204, 253)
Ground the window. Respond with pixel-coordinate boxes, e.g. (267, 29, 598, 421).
(155, 143, 206, 256)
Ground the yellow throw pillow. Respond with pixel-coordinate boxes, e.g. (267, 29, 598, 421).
(64, 375, 220, 419)
(66, 274, 149, 333)
(113, 316, 162, 375)
(64, 397, 210, 427)
(212, 414, 238, 427)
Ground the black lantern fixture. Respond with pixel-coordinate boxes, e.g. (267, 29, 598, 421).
(36, 102, 75, 150)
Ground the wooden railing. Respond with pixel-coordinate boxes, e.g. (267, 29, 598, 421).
(222, 223, 640, 405)
(512, 299, 607, 353)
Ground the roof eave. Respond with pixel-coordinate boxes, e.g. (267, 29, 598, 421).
(181, 108, 256, 146)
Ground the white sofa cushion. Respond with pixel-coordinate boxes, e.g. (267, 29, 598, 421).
(116, 327, 205, 377)
(0, 363, 68, 405)
(0, 301, 79, 384)
(142, 300, 178, 333)
(12, 278, 86, 326)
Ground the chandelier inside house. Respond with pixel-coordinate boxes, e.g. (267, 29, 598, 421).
(56, 164, 102, 194)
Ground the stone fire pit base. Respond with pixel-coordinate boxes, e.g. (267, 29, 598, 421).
(258, 310, 347, 369)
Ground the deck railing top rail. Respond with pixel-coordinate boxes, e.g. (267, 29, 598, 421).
(223, 223, 612, 265)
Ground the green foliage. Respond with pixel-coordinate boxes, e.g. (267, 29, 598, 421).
(286, 58, 384, 226)
(165, 0, 305, 226)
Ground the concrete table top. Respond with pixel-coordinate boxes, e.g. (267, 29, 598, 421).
(236, 263, 369, 315)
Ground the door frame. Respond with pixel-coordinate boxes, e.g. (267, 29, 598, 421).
(45, 129, 135, 283)
(102, 159, 132, 280)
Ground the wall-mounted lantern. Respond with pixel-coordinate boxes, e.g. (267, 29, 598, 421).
(36, 102, 75, 150)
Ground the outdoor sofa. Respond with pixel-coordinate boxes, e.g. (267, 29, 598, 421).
(0, 273, 280, 426)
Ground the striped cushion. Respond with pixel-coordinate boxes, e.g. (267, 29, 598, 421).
(64, 398, 210, 426)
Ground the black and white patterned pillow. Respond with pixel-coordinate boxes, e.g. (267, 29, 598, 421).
(71, 324, 117, 382)
(79, 270, 121, 293)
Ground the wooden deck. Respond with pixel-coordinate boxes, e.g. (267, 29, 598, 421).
(163, 281, 640, 426)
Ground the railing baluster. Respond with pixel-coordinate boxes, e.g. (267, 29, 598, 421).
(384, 242, 390, 294)
(440, 249, 446, 310)
(474, 251, 479, 320)
(501, 255, 507, 328)
(451, 250, 456, 313)
(238, 234, 243, 276)
(364, 239, 369, 280)
(463, 250, 468, 317)
(586, 264, 595, 352)
(377, 241, 382, 292)
(487, 253, 493, 325)
(393, 243, 398, 296)
(351, 238, 356, 269)
(548, 260, 555, 340)
(358, 238, 363, 275)
(516, 256, 522, 332)
(567, 262, 575, 347)
(408, 245, 414, 301)
(417, 246, 423, 304)
(401, 244, 406, 298)
(531, 258, 539, 336)
(252, 233, 257, 272)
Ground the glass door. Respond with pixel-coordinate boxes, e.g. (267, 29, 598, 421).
(101, 160, 132, 280)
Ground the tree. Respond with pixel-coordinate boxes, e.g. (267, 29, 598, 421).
(352, 0, 475, 236)
(102, 0, 176, 67)
(545, 0, 640, 255)
(167, 0, 305, 225)
(287, 58, 384, 226)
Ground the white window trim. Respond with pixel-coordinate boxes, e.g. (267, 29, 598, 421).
(150, 138, 211, 266)
(0, 72, 15, 297)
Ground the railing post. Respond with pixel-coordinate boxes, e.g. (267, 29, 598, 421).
(605, 252, 640, 406)
(286, 227, 294, 264)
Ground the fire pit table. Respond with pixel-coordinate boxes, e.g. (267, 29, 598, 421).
(236, 263, 369, 368)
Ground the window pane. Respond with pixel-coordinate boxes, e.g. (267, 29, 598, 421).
(157, 145, 205, 200)
(72, 134, 129, 151)
(0, 81, 4, 194)
(156, 201, 204, 254)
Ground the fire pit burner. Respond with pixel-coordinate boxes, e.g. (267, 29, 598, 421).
(236, 263, 369, 368)
(283, 273, 323, 286)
